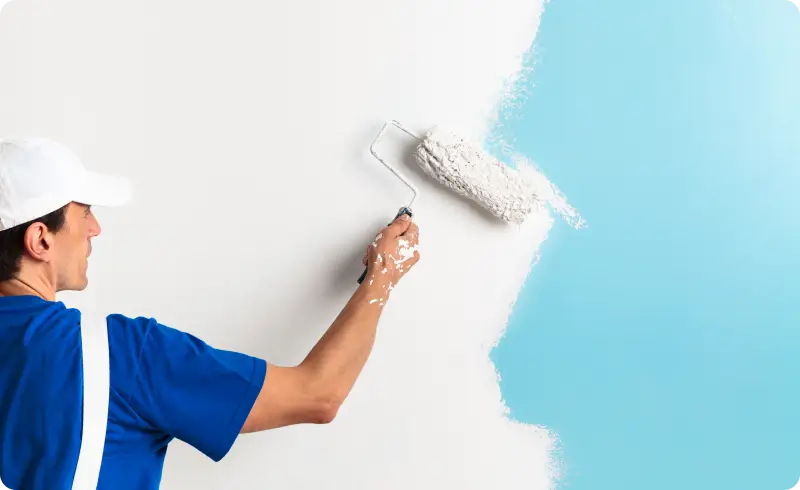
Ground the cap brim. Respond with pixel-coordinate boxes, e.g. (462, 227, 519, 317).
(73, 170, 133, 207)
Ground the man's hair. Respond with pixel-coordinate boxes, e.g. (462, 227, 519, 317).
(0, 205, 69, 282)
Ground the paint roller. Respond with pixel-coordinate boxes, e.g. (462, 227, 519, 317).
(357, 120, 539, 283)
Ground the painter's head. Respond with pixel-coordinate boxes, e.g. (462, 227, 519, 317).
(0, 137, 132, 295)
(0, 202, 101, 290)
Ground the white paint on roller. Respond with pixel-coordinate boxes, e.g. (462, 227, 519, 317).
(415, 127, 540, 224)
(0, 0, 564, 489)
(415, 127, 585, 229)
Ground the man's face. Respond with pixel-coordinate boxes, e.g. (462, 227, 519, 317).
(52, 202, 101, 291)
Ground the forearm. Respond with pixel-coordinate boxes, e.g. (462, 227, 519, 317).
(299, 277, 390, 405)
(241, 216, 417, 432)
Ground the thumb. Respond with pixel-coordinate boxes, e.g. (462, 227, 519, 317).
(386, 212, 412, 237)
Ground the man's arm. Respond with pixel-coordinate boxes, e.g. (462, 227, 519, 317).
(241, 214, 420, 432)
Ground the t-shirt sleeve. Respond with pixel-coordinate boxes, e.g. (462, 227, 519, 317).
(124, 317, 267, 462)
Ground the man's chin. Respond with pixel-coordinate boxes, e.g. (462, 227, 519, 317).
(64, 277, 89, 292)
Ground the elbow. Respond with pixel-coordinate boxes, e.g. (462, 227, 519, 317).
(297, 365, 346, 424)
(311, 396, 343, 424)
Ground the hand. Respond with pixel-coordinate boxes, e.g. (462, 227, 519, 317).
(361, 213, 420, 301)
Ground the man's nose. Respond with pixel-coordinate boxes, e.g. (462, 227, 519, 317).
(89, 218, 102, 237)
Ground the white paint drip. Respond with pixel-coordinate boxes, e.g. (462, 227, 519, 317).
(394, 242, 419, 265)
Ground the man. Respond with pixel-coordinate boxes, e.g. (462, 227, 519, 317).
(0, 136, 420, 489)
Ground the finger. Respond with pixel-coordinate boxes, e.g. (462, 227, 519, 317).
(403, 254, 419, 274)
(409, 250, 420, 267)
(403, 222, 419, 241)
(385, 213, 412, 237)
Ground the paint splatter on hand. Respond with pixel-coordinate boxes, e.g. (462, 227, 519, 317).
(362, 213, 420, 304)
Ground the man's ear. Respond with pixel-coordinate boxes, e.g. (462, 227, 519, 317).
(23, 223, 55, 262)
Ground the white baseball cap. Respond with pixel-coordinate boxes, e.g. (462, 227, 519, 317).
(0, 137, 132, 232)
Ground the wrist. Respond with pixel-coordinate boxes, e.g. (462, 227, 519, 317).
(358, 271, 394, 303)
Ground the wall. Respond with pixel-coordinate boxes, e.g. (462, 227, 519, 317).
(0, 1, 563, 488)
(491, 0, 800, 489)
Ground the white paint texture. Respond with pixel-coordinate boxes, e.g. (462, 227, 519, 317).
(414, 127, 540, 224)
(0, 0, 567, 488)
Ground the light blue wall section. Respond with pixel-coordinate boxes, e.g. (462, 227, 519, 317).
(489, 1, 800, 488)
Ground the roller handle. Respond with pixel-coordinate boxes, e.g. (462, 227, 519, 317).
(357, 206, 413, 284)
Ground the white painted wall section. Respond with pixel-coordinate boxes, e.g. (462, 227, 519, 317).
(0, 1, 563, 488)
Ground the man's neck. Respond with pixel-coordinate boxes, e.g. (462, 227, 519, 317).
(0, 276, 55, 301)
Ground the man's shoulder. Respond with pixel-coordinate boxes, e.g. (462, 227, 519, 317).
(104, 314, 163, 395)
(106, 312, 154, 335)
(104, 314, 211, 379)
(106, 313, 193, 350)
(105, 314, 158, 354)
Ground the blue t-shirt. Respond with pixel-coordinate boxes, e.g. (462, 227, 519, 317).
(0, 295, 267, 489)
